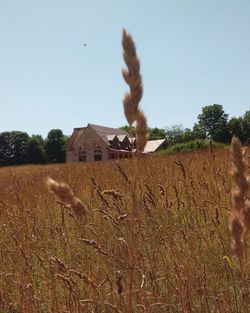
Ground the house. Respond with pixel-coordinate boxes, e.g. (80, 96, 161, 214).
(66, 123, 167, 163)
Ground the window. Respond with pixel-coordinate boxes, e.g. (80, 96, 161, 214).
(94, 147, 102, 161)
(94, 154, 102, 161)
(78, 147, 86, 162)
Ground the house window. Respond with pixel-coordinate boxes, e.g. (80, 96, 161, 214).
(94, 148, 102, 161)
(79, 147, 86, 162)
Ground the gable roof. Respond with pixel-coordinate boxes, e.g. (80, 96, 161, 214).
(88, 123, 128, 144)
(67, 127, 86, 151)
(144, 139, 166, 153)
(117, 134, 127, 142)
(107, 134, 117, 141)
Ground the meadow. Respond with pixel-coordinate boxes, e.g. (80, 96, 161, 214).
(0, 147, 249, 313)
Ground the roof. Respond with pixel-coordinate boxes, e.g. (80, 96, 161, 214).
(107, 135, 117, 141)
(88, 124, 128, 144)
(143, 139, 166, 153)
(67, 127, 86, 150)
(117, 135, 127, 142)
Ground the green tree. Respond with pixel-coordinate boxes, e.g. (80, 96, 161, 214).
(242, 111, 250, 144)
(11, 131, 29, 164)
(26, 138, 47, 164)
(197, 104, 230, 142)
(0, 131, 29, 165)
(165, 125, 184, 145)
(182, 128, 196, 142)
(228, 117, 244, 142)
(148, 127, 166, 140)
(0, 132, 13, 165)
(30, 134, 44, 145)
(192, 123, 206, 140)
(119, 125, 136, 137)
(45, 129, 66, 163)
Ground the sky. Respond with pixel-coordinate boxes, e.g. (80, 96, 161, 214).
(0, 0, 250, 137)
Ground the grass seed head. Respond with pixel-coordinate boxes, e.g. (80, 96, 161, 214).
(229, 213, 245, 258)
(122, 29, 143, 126)
(230, 136, 249, 212)
(136, 111, 148, 154)
(46, 177, 88, 217)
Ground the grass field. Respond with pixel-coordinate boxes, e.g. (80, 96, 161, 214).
(0, 148, 249, 313)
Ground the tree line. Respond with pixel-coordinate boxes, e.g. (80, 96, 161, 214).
(122, 104, 250, 145)
(0, 104, 249, 166)
(0, 129, 68, 166)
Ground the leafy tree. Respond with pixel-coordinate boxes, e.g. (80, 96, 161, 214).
(182, 128, 196, 142)
(165, 125, 184, 145)
(226, 111, 250, 144)
(197, 104, 230, 142)
(0, 132, 13, 165)
(11, 131, 29, 164)
(148, 127, 166, 140)
(228, 117, 244, 142)
(119, 125, 136, 137)
(0, 131, 29, 165)
(192, 123, 206, 140)
(26, 138, 47, 164)
(45, 129, 66, 163)
(30, 134, 44, 145)
(242, 111, 250, 144)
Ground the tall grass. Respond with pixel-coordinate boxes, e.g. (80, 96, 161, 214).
(0, 148, 249, 312)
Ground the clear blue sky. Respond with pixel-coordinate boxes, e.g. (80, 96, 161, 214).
(1, 0, 250, 137)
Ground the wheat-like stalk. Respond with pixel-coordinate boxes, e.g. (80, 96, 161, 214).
(230, 136, 250, 231)
(122, 29, 148, 154)
(135, 110, 148, 154)
(230, 137, 249, 213)
(47, 177, 88, 217)
(229, 136, 250, 308)
(122, 29, 143, 126)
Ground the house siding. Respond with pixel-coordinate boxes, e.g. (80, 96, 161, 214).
(66, 126, 108, 163)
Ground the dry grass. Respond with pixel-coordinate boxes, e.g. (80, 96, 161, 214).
(0, 148, 249, 312)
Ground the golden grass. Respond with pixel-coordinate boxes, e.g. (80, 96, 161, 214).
(0, 148, 249, 312)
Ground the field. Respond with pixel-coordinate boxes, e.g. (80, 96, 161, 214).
(0, 148, 249, 313)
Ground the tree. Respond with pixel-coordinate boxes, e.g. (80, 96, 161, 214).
(26, 138, 47, 164)
(228, 117, 244, 142)
(182, 128, 196, 142)
(148, 127, 166, 140)
(119, 125, 136, 137)
(45, 129, 66, 163)
(165, 125, 184, 145)
(30, 134, 44, 146)
(0, 131, 29, 165)
(192, 123, 206, 140)
(11, 131, 29, 164)
(197, 104, 230, 143)
(0, 132, 13, 165)
(242, 111, 250, 144)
